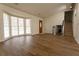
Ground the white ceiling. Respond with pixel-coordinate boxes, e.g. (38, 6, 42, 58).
(3, 3, 70, 18)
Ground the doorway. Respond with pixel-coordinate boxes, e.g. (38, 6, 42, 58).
(39, 20, 43, 33)
(64, 10, 73, 23)
(64, 10, 73, 36)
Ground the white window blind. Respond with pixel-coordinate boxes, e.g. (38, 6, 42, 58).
(3, 13, 10, 39)
(18, 18, 24, 35)
(11, 16, 18, 36)
(26, 19, 31, 34)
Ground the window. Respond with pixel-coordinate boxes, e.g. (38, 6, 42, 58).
(3, 13, 32, 39)
(11, 16, 18, 36)
(26, 19, 31, 34)
(3, 13, 10, 39)
(18, 18, 24, 35)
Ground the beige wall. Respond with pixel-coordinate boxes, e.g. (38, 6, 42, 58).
(0, 8, 4, 42)
(73, 4, 79, 44)
(0, 4, 43, 42)
(43, 11, 64, 33)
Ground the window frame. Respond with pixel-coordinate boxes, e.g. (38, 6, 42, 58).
(3, 12, 32, 39)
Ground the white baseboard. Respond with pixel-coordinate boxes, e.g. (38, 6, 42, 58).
(74, 36, 79, 44)
(0, 40, 5, 43)
(0, 34, 36, 43)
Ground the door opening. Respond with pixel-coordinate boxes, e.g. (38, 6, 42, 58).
(39, 20, 42, 33)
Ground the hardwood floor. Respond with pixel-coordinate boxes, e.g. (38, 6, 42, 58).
(0, 33, 79, 56)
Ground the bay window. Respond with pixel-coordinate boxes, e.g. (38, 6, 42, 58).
(3, 13, 10, 39)
(11, 16, 18, 36)
(18, 18, 24, 35)
(26, 19, 31, 34)
(3, 13, 31, 39)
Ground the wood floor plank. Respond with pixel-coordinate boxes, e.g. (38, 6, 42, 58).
(0, 34, 79, 56)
